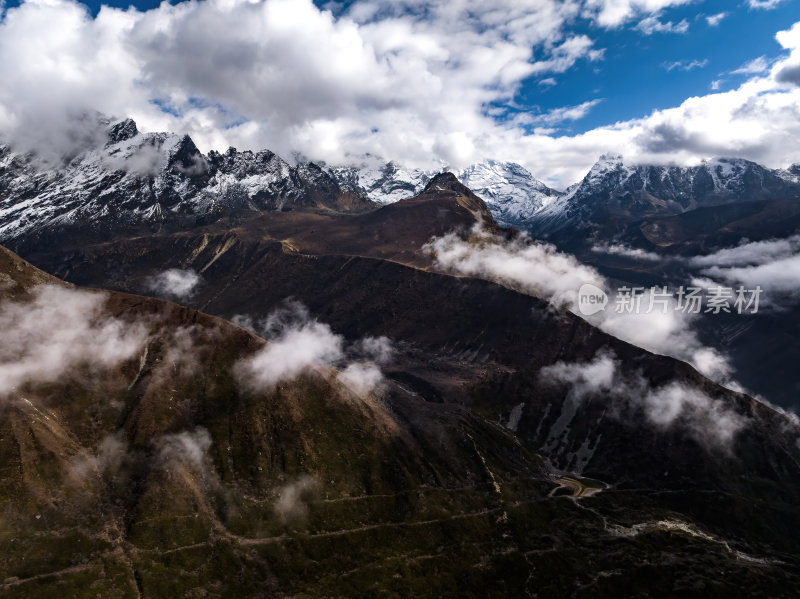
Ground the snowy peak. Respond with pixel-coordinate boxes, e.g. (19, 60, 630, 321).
(526, 155, 800, 237)
(0, 119, 372, 251)
(326, 157, 562, 227)
(106, 118, 139, 144)
(457, 160, 560, 224)
(328, 158, 432, 205)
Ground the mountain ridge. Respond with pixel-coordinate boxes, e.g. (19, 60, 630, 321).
(0, 118, 375, 255)
(3, 116, 798, 254)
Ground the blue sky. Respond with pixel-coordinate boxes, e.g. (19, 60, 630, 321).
(528, 1, 800, 134)
(1, 0, 800, 186)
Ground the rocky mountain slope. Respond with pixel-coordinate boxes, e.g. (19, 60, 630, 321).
(3, 171, 800, 595)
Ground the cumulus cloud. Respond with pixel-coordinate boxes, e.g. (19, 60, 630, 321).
(337, 362, 386, 397)
(0, 284, 147, 396)
(426, 226, 732, 382)
(540, 351, 747, 449)
(351, 335, 394, 364)
(425, 226, 600, 307)
(146, 268, 202, 301)
(234, 302, 391, 397)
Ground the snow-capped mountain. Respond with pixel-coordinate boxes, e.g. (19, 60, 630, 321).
(526, 154, 800, 237)
(0, 118, 371, 251)
(457, 160, 561, 224)
(327, 157, 561, 227)
(2, 116, 799, 256)
(328, 157, 433, 205)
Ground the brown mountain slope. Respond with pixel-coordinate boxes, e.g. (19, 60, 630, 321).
(5, 175, 800, 595)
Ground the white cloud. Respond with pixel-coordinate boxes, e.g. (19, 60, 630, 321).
(146, 268, 202, 300)
(233, 302, 391, 396)
(591, 242, 662, 261)
(582, 0, 693, 28)
(531, 99, 604, 125)
(337, 362, 385, 397)
(274, 474, 319, 523)
(688, 235, 800, 268)
(540, 351, 747, 449)
(156, 428, 213, 473)
(352, 336, 394, 364)
(731, 55, 771, 75)
(747, 0, 786, 9)
(154, 428, 221, 490)
(69, 433, 127, 483)
(635, 13, 689, 35)
(688, 235, 800, 306)
(235, 314, 344, 392)
(0, 284, 147, 395)
(425, 226, 600, 308)
(426, 226, 733, 382)
(705, 12, 727, 27)
(663, 59, 708, 72)
(700, 255, 800, 301)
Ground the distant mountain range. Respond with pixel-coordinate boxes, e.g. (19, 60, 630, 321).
(326, 153, 800, 237)
(3, 117, 799, 256)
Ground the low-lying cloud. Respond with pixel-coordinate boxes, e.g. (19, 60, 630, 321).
(0, 284, 147, 396)
(540, 351, 747, 449)
(103, 135, 170, 177)
(337, 362, 386, 397)
(426, 226, 732, 382)
(234, 302, 391, 397)
(146, 268, 202, 301)
(156, 427, 213, 475)
(425, 226, 599, 307)
(69, 432, 127, 484)
(688, 235, 800, 306)
(592, 242, 662, 262)
(688, 235, 800, 268)
(235, 316, 344, 391)
(274, 474, 320, 524)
